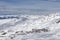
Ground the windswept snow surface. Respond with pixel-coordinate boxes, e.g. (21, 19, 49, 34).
(0, 13, 60, 40)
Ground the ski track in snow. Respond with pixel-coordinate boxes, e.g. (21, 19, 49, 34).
(0, 13, 60, 40)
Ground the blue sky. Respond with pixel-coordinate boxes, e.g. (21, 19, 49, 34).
(0, 0, 60, 15)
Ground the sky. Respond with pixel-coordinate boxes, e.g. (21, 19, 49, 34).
(0, 0, 60, 15)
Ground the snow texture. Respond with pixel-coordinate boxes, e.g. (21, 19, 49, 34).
(0, 13, 60, 40)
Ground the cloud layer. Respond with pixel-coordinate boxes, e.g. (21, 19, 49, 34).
(0, 0, 60, 15)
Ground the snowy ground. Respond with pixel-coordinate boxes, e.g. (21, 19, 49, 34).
(0, 13, 60, 40)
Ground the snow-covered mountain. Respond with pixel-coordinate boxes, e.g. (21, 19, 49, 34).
(0, 13, 60, 40)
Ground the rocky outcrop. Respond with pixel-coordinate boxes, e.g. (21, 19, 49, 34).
(56, 20, 60, 23)
(1, 32, 7, 35)
(0, 28, 49, 39)
(14, 28, 49, 35)
(32, 28, 48, 33)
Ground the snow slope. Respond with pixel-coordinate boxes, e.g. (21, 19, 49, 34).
(0, 13, 60, 40)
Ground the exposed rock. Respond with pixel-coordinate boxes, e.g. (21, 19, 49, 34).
(32, 29, 41, 33)
(41, 28, 49, 32)
(1, 32, 7, 35)
(56, 20, 60, 23)
(15, 31, 26, 35)
(15, 31, 20, 33)
(26, 31, 33, 34)
(32, 28, 49, 33)
(9, 34, 15, 39)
